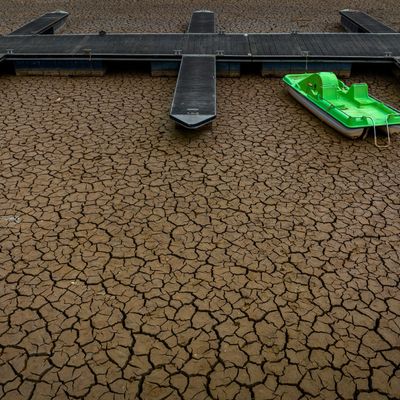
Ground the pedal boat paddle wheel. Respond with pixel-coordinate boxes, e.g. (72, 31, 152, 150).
(283, 72, 400, 147)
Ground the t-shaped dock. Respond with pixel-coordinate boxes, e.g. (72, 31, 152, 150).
(170, 11, 217, 128)
(0, 9, 399, 129)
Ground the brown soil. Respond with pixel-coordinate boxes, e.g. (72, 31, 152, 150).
(0, 1, 399, 399)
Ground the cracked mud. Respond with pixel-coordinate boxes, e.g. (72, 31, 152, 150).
(1, 1, 400, 399)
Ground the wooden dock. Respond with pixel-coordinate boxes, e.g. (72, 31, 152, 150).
(170, 55, 216, 128)
(170, 11, 217, 128)
(1, 9, 399, 129)
(339, 9, 398, 77)
(340, 10, 396, 33)
(1, 33, 399, 62)
(9, 11, 69, 35)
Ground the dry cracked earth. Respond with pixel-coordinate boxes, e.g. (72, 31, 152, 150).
(1, 1, 400, 399)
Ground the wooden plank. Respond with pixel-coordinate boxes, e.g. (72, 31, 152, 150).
(9, 11, 69, 35)
(340, 10, 396, 33)
(170, 55, 216, 128)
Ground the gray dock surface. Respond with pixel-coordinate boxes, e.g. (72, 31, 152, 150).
(1, 9, 400, 128)
(170, 55, 216, 128)
(170, 11, 217, 128)
(9, 11, 69, 35)
(187, 10, 216, 33)
(340, 10, 396, 33)
(1, 33, 399, 60)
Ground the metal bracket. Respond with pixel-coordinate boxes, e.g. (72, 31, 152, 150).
(82, 48, 92, 61)
(186, 107, 199, 115)
(301, 50, 310, 71)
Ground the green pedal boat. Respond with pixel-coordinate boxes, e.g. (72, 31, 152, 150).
(283, 72, 400, 147)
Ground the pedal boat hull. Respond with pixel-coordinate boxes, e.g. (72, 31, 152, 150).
(283, 72, 400, 140)
(285, 85, 365, 139)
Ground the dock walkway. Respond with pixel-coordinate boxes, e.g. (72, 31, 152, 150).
(340, 10, 396, 33)
(1, 9, 399, 128)
(9, 11, 68, 35)
(170, 11, 217, 128)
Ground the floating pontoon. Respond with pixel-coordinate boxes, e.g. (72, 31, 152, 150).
(1, 9, 400, 130)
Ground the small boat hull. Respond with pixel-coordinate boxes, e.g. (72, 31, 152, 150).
(286, 85, 365, 139)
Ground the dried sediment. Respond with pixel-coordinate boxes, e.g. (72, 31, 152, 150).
(0, 1, 400, 399)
